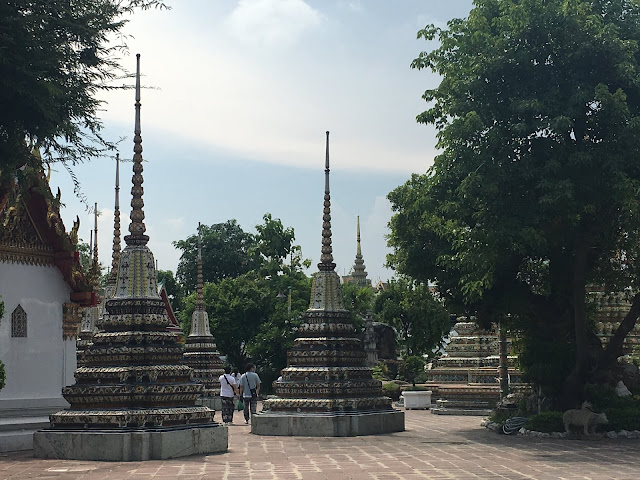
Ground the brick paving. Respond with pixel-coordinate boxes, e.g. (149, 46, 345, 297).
(1, 409, 639, 479)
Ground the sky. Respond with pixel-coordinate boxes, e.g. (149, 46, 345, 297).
(50, 0, 475, 284)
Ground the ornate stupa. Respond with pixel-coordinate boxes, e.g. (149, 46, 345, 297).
(76, 205, 101, 365)
(182, 223, 224, 409)
(343, 216, 371, 288)
(104, 153, 121, 300)
(252, 132, 404, 436)
(34, 55, 228, 460)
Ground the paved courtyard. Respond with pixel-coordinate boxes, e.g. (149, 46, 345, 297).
(1, 409, 639, 480)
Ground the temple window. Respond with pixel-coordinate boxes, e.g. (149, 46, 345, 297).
(11, 305, 27, 337)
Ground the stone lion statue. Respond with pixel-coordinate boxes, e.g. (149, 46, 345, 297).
(563, 406, 608, 435)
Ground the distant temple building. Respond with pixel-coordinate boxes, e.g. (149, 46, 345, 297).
(341, 216, 371, 288)
(0, 165, 94, 451)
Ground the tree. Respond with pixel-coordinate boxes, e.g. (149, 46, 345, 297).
(373, 279, 450, 357)
(390, 0, 640, 404)
(173, 220, 257, 294)
(341, 282, 375, 332)
(177, 214, 311, 385)
(0, 1, 167, 204)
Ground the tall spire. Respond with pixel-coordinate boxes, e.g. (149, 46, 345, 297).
(349, 215, 370, 287)
(111, 153, 121, 275)
(356, 216, 361, 256)
(125, 53, 148, 246)
(196, 222, 205, 311)
(93, 202, 98, 266)
(319, 131, 335, 271)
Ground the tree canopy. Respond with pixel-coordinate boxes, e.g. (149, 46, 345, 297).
(389, 0, 640, 404)
(373, 279, 450, 357)
(0, 1, 166, 196)
(173, 220, 257, 294)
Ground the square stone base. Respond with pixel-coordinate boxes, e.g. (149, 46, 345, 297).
(33, 424, 228, 461)
(197, 396, 222, 411)
(251, 409, 405, 437)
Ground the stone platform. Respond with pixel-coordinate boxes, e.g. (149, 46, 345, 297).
(251, 409, 404, 437)
(33, 424, 228, 461)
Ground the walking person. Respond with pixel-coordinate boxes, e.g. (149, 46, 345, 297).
(239, 363, 261, 425)
(219, 366, 238, 425)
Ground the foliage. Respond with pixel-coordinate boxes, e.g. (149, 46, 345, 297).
(399, 355, 426, 387)
(178, 214, 311, 386)
(382, 382, 401, 401)
(389, 0, 640, 404)
(174, 220, 257, 294)
(584, 383, 640, 411)
(0, 1, 167, 205)
(372, 362, 389, 380)
(603, 407, 640, 431)
(524, 411, 565, 433)
(373, 278, 449, 356)
(157, 269, 183, 313)
(341, 282, 375, 332)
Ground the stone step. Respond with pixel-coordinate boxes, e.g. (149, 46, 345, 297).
(431, 408, 493, 416)
(0, 417, 51, 452)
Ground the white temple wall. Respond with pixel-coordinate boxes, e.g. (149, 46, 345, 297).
(0, 261, 75, 412)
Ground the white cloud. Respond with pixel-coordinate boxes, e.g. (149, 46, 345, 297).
(224, 0, 325, 47)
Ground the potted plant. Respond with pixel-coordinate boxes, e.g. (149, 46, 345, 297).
(400, 356, 432, 409)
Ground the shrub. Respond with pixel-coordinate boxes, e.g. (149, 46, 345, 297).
(382, 382, 401, 401)
(585, 383, 640, 411)
(372, 362, 388, 380)
(604, 407, 640, 431)
(399, 355, 426, 386)
(524, 411, 564, 433)
(0, 360, 5, 391)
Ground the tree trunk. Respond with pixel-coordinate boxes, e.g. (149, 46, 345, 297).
(559, 242, 588, 409)
(573, 242, 588, 379)
(603, 291, 640, 364)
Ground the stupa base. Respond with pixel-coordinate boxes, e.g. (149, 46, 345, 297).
(33, 424, 228, 461)
(251, 409, 404, 437)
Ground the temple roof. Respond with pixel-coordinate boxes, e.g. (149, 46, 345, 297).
(0, 165, 95, 306)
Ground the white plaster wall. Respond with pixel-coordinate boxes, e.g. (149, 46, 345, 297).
(0, 261, 77, 407)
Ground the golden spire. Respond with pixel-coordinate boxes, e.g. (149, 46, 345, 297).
(111, 154, 121, 275)
(319, 131, 335, 271)
(125, 54, 148, 246)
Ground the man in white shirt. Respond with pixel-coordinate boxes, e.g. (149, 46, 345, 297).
(219, 366, 238, 425)
(239, 363, 261, 424)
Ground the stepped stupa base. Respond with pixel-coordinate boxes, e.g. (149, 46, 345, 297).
(251, 409, 404, 437)
(33, 424, 228, 461)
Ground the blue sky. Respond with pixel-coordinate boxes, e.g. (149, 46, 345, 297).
(50, 0, 475, 283)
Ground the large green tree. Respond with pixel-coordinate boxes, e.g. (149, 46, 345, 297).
(389, 0, 640, 404)
(0, 1, 166, 199)
(373, 279, 450, 357)
(173, 220, 257, 294)
(178, 214, 311, 387)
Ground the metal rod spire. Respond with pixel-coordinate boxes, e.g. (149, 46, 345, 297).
(125, 53, 148, 246)
(319, 131, 335, 271)
(111, 154, 121, 275)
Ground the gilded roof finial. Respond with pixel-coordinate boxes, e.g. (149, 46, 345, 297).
(196, 222, 205, 311)
(91, 203, 100, 289)
(111, 154, 121, 275)
(125, 53, 148, 246)
(319, 131, 335, 271)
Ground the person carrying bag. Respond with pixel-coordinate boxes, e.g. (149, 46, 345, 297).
(219, 366, 239, 425)
(238, 363, 261, 425)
